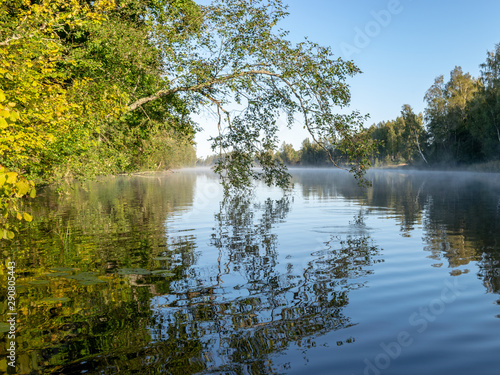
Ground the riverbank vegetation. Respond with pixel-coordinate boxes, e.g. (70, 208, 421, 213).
(2, 0, 376, 236)
(1, 0, 372, 185)
(1, 0, 197, 236)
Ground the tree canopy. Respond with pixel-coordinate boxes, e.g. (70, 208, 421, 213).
(125, 0, 373, 188)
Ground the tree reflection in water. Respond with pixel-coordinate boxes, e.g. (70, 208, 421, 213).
(149, 192, 382, 374)
(5, 170, 498, 374)
(293, 169, 500, 294)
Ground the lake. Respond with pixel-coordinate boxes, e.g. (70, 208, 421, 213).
(1, 168, 500, 375)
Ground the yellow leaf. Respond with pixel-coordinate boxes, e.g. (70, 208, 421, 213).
(0, 90, 5, 102)
(23, 213, 33, 222)
(16, 212, 22, 220)
(6, 172, 17, 184)
(0, 118, 7, 129)
(10, 111, 19, 122)
(15, 180, 30, 197)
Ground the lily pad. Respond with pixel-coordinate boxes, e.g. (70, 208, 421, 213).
(117, 268, 151, 276)
(73, 272, 98, 277)
(28, 280, 50, 285)
(65, 272, 106, 285)
(153, 257, 170, 261)
(50, 267, 76, 272)
(0, 323, 12, 333)
(46, 272, 70, 277)
(40, 297, 71, 304)
(150, 270, 176, 277)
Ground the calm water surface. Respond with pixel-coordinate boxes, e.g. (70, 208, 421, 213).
(1, 168, 500, 374)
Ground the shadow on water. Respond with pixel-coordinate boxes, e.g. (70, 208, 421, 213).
(0, 168, 499, 373)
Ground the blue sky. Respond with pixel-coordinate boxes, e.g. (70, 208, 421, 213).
(195, 0, 500, 157)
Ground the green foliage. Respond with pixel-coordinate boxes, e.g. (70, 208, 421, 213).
(424, 66, 480, 163)
(369, 105, 427, 166)
(300, 138, 330, 165)
(276, 142, 300, 165)
(400, 105, 427, 163)
(0, 0, 198, 183)
(56, 0, 198, 178)
(0, 0, 199, 238)
(467, 44, 500, 160)
(0, 0, 122, 180)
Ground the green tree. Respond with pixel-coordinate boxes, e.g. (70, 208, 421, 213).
(370, 120, 401, 163)
(0, 0, 119, 238)
(276, 142, 299, 165)
(424, 66, 479, 163)
(125, 0, 374, 188)
(59, 0, 199, 176)
(369, 108, 426, 166)
(0, 0, 121, 178)
(467, 44, 500, 159)
(299, 138, 330, 165)
(400, 104, 428, 164)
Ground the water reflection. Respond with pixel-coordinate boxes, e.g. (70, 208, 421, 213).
(147, 191, 382, 374)
(1, 173, 197, 374)
(0, 169, 499, 374)
(293, 169, 500, 292)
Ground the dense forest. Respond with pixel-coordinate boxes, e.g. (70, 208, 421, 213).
(1, 0, 199, 185)
(0, 0, 199, 238)
(371, 48, 500, 168)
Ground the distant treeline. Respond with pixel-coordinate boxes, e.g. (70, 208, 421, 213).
(372, 42, 500, 168)
(200, 42, 500, 170)
(198, 137, 359, 167)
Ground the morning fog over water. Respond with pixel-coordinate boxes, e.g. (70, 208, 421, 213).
(1, 168, 500, 374)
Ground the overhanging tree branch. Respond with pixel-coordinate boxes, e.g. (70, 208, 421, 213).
(127, 69, 283, 111)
